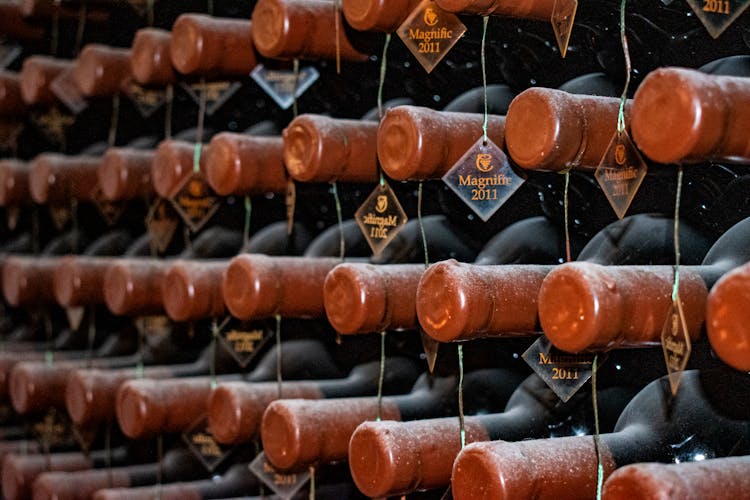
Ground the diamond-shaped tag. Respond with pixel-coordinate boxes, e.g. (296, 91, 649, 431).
(687, 0, 750, 38)
(216, 316, 275, 368)
(420, 329, 440, 374)
(91, 186, 126, 226)
(49, 204, 71, 231)
(595, 130, 647, 220)
(122, 80, 167, 118)
(134, 315, 173, 338)
(32, 106, 75, 147)
(442, 137, 526, 222)
(397, 0, 467, 73)
(661, 297, 692, 395)
(551, 0, 578, 58)
(183, 414, 235, 471)
(251, 64, 320, 110)
(145, 199, 180, 254)
(6, 206, 20, 231)
(0, 121, 23, 154)
(355, 180, 408, 257)
(180, 81, 242, 116)
(169, 172, 221, 233)
(72, 423, 99, 452)
(522, 336, 601, 403)
(249, 451, 310, 500)
(50, 68, 88, 115)
(66, 307, 85, 332)
(33, 408, 72, 449)
(0, 44, 21, 69)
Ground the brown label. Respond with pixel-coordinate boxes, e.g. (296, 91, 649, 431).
(0, 120, 23, 155)
(595, 130, 647, 220)
(249, 451, 310, 498)
(49, 204, 72, 231)
(183, 415, 234, 471)
(169, 173, 220, 233)
(135, 315, 173, 337)
(92, 186, 126, 226)
(217, 317, 274, 368)
(32, 106, 75, 147)
(180, 81, 242, 116)
(6, 206, 20, 231)
(33, 408, 71, 449)
(122, 80, 167, 118)
(145, 198, 180, 254)
(551, 0, 578, 58)
(355, 180, 408, 257)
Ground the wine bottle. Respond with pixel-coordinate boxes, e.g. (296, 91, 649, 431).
(32, 448, 207, 500)
(417, 214, 713, 342)
(450, 369, 750, 500)
(706, 261, 750, 371)
(113, 335, 348, 439)
(341, 0, 421, 33)
(539, 215, 750, 352)
(283, 114, 378, 183)
(222, 255, 340, 321)
(348, 373, 637, 497)
(28, 153, 100, 205)
(169, 14, 257, 78)
(161, 260, 229, 322)
(0, 72, 27, 117)
(250, 0, 376, 61)
(377, 105, 505, 180)
(152, 139, 209, 198)
(98, 147, 156, 202)
(601, 456, 750, 500)
(19, 55, 73, 106)
(631, 67, 750, 165)
(434, 0, 556, 20)
(505, 87, 630, 171)
(72, 44, 132, 98)
(206, 357, 420, 444)
(130, 28, 177, 87)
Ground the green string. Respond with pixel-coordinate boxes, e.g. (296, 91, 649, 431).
(376, 331, 386, 421)
(292, 59, 300, 118)
(331, 182, 345, 260)
(108, 94, 120, 147)
(146, 0, 154, 26)
(672, 167, 683, 302)
(458, 344, 465, 448)
(592, 354, 603, 499)
(376, 35, 391, 187)
(308, 466, 316, 500)
(193, 143, 202, 174)
(275, 314, 283, 398)
(418, 182, 428, 268)
(480, 16, 489, 144)
(616, 0, 631, 134)
(242, 196, 252, 251)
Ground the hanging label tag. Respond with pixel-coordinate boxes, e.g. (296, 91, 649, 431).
(522, 336, 601, 403)
(134, 315, 173, 338)
(397, 0, 467, 73)
(594, 129, 647, 220)
(50, 68, 88, 115)
(169, 172, 221, 233)
(251, 64, 320, 110)
(0, 120, 23, 154)
(31, 106, 75, 147)
(216, 316, 275, 368)
(249, 451, 311, 500)
(6, 206, 20, 231)
(687, 0, 750, 38)
(122, 80, 167, 118)
(72, 423, 99, 452)
(145, 198, 180, 254)
(442, 137, 526, 221)
(551, 0, 578, 58)
(661, 297, 692, 395)
(0, 44, 21, 69)
(183, 415, 235, 471)
(355, 180, 408, 257)
(49, 204, 71, 231)
(91, 186, 126, 226)
(33, 408, 72, 449)
(180, 81, 242, 116)
(66, 307, 85, 332)
(420, 329, 440, 374)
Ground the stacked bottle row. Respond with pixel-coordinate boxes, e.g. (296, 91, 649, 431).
(1, 0, 750, 499)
